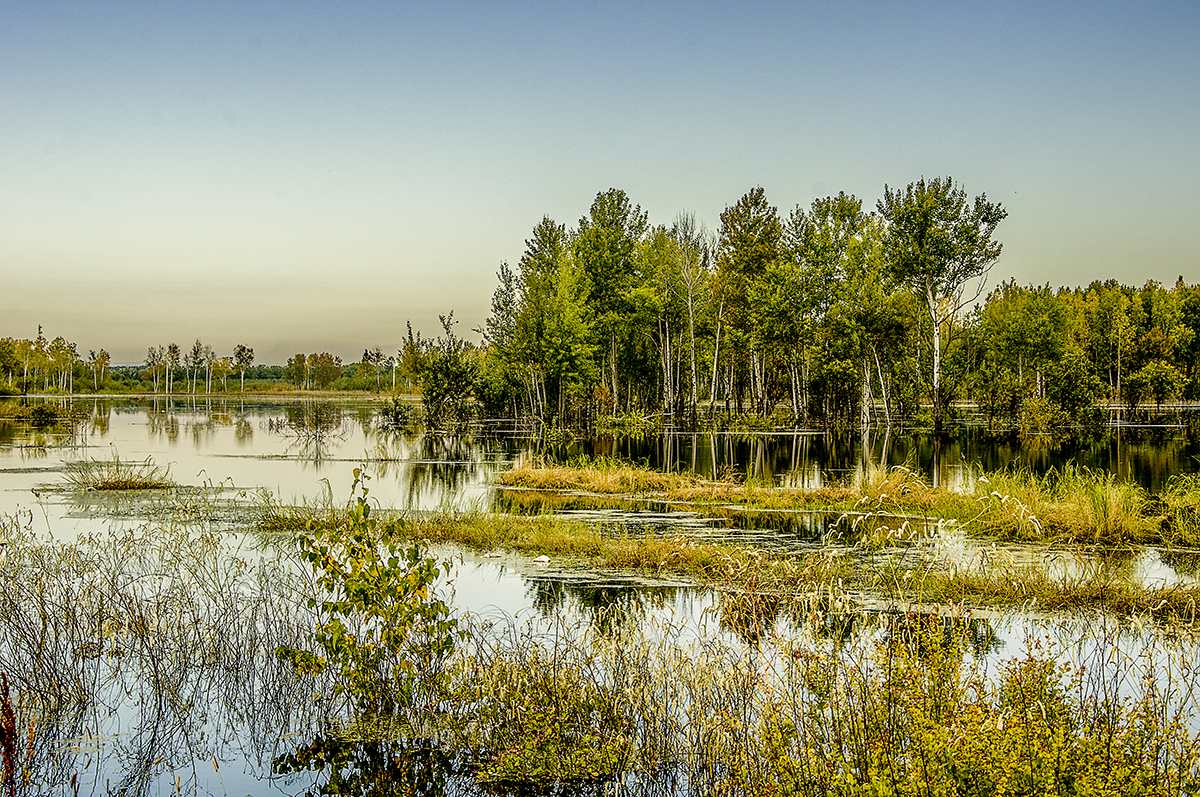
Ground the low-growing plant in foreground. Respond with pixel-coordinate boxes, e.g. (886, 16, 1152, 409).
(276, 468, 459, 717)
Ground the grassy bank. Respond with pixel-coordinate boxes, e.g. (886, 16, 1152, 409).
(500, 459, 1200, 547)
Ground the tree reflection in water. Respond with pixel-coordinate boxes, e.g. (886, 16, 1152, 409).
(276, 401, 349, 462)
(273, 735, 467, 797)
(526, 578, 682, 637)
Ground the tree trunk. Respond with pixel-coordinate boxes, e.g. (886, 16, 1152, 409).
(860, 359, 871, 435)
(709, 300, 724, 418)
(610, 334, 619, 411)
(927, 286, 943, 435)
(687, 287, 698, 417)
(873, 345, 891, 428)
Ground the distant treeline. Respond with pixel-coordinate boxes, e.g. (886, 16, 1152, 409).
(0, 336, 407, 396)
(3, 179, 1198, 432)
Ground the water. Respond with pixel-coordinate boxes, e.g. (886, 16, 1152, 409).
(552, 422, 1200, 493)
(3, 395, 1198, 591)
(0, 397, 522, 537)
(5, 397, 1199, 533)
(4, 397, 1200, 794)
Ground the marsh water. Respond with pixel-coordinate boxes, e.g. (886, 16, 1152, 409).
(5, 396, 1199, 522)
(3, 396, 1200, 794)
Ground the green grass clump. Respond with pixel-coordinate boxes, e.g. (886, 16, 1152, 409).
(63, 454, 174, 490)
(1160, 473, 1200, 546)
(254, 485, 351, 532)
(974, 465, 1149, 544)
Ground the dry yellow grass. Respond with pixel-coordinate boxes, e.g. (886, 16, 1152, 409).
(498, 461, 1200, 547)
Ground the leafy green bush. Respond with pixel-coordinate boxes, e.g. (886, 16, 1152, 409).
(419, 313, 478, 431)
(276, 469, 458, 716)
(377, 396, 421, 431)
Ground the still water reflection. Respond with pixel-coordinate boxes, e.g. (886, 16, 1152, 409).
(3, 397, 1199, 538)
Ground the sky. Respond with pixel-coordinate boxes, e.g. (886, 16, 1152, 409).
(3, 0, 1199, 364)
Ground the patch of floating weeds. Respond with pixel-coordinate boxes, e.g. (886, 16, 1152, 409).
(501, 460, 1200, 547)
(62, 453, 174, 491)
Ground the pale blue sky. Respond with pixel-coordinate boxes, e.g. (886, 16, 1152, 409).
(3, 0, 1198, 363)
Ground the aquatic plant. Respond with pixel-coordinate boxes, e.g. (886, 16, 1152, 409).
(503, 456, 709, 494)
(62, 453, 174, 490)
(0, 507, 315, 794)
(377, 396, 421, 431)
(444, 611, 1200, 795)
(499, 460, 1193, 547)
(1161, 473, 1200, 546)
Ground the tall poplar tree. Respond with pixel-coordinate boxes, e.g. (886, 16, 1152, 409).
(717, 187, 783, 413)
(877, 177, 1006, 434)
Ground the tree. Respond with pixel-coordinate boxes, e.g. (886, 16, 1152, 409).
(234, 344, 254, 392)
(420, 313, 479, 430)
(574, 189, 647, 410)
(187, 339, 205, 394)
(484, 216, 582, 420)
(88, 349, 110, 391)
(311, 353, 342, 389)
(45, 336, 80, 393)
(398, 323, 427, 394)
(202, 343, 216, 393)
(780, 192, 879, 425)
(667, 214, 710, 420)
(166, 343, 180, 395)
(362, 347, 385, 392)
(0, 338, 18, 390)
(144, 346, 165, 393)
(1126, 361, 1185, 412)
(213, 357, 234, 392)
(717, 187, 784, 414)
(285, 354, 309, 389)
(877, 177, 1007, 434)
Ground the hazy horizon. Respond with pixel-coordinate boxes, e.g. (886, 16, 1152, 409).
(4, 1, 1199, 365)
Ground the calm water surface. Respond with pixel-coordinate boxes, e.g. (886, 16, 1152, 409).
(4, 397, 1200, 794)
(4, 397, 1199, 526)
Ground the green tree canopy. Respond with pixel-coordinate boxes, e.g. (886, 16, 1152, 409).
(878, 177, 1007, 433)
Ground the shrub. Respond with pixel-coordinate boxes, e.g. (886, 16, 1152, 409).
(275, 469, 458, 716)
